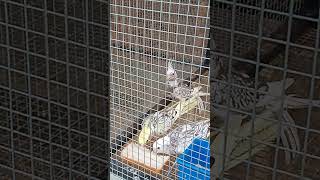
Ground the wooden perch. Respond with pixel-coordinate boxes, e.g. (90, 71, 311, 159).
(120, 141, 170, 174)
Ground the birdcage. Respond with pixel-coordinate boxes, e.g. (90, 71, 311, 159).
(0, 0, 109, 179)
(110, 0, 320, 180)
(210, 0, 320, 180)
(0, 0, 320, 179)
(110, 0, 211, 179)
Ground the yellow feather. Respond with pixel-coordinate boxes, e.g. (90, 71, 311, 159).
(175, 96, 199, 116)
(138, 125, 151, 145)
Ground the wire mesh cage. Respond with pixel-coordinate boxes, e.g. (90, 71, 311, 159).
(0, 0, 109, 179)
(0, 0, 319, 179)
(110, 0, 320, 180)
(110, 0, 210, 179)
(211, 0, 320, 180)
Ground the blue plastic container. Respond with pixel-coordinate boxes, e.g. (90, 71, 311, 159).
(176, 138, 210, 180)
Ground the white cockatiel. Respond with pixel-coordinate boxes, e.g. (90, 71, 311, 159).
(166, 61, 209, 111)
(152, 119, 210, 155)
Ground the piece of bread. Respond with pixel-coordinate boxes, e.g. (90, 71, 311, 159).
(120, 142, 170, 173)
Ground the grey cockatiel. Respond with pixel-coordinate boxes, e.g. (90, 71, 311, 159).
(152, 119, 210, 155)
(138, 91, 209, 145)
(214, 75, 319, 149)
(211, 58, 319, 113)
(212, 93, 320, 178)
(211, 57, 320, 178)
(138, 105, 180, 145)
(166, 61, 209, 111)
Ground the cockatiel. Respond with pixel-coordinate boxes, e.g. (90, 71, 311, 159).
(166, 61, 209, 110)
(212, 95, 320, 178)
(209, 56, 320, 170)
(212, 75, 320, 171)
(210, 58, 319, 113)
(138, 93, 205, 145)
(152, 119, 210, 155)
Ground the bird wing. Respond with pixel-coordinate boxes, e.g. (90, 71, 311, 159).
(151, 110, 178, 136)
(175, 95, 201, 117)
(167, 120, 210, 154)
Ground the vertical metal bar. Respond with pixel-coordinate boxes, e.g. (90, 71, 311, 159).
(300, 7, 320, 179)
(43, 0, 53, 179)
(106, 0, 111, 178)
(110, 0, 114, 162)
(109, 0, 113, 174)
(23, 0, 35, 179)
(219, 0, 237, 178)
(85, 0, 91, 178)
(128, 0, 136, 177)
(177, 0, 187, 84)
(3, 0, 15, 179)
(209, 0, 215, 177)
(63, 0, 72, 178)
(245, 0, 265, 179)
(271, 0, 295, 179)
(167, 0, 181, 177)
(200, 1, 210, 76)
(120, 0, 125, 177)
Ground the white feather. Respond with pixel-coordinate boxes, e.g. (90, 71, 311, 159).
(280, 127, 292, 164)
(153, 120, 210, 155)
(283, 111, 300, 153)
(256, 78, 295, 107)
(286, 95, 320, 109)
(166, 61, 179, 88)
(167, 61, 175, 74)
(211, 113, 246, 177)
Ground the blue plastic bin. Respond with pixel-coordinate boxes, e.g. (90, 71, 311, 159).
(176, 138, 210, 180)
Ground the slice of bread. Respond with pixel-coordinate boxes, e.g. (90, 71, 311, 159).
(120, 142, 170, 173)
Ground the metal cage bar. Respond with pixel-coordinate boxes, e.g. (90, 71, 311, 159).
(0, 0, 319, 179)
(110, 0, 211, 179)
(0, 0, 110, 179)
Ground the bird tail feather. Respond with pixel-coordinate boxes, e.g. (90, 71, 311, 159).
(175, 95, 201, 116)
(138, 118, 152, 145)
(286, 95, 320, 109)
(283, 111, 300, 159)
